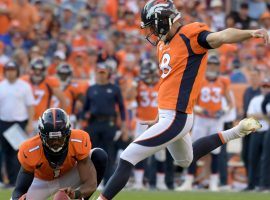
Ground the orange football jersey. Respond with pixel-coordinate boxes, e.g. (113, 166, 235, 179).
(18, 129, 91, 181)
(51, 81, 86, 115)
(197, 77, 228, 113)
(22, 76, 60, 120)
(136, 81, 159, 121)
(157, 22, 210, 114)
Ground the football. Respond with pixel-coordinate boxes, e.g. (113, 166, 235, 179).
(53, 191, 71, 200)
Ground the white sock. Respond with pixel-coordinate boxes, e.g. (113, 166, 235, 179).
(134, 170, 144, 185)
(156, 173, 165, 185)
(219, 125, 241, 143)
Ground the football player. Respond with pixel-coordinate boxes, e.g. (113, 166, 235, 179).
(22, 58, 66, 131)
(97, 1, 266, 199)
(52, 63, 86, 127)
(11, 108, 108, 200)
(133, 59, 167, 190)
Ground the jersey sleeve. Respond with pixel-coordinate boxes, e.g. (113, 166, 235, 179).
(182, 22, 212, 54)
(72, 130, 92, 161)
(18, 143, 35, 173)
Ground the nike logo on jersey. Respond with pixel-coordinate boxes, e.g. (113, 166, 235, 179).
(23, 152, 27, 158)
(36, 162, 43, 169)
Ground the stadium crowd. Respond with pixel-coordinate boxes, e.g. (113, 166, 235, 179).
(0, 0, 270, 193)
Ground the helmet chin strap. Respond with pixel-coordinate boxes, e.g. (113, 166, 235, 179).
(173, 13, 181, 23)
(163, 18, 182, 44)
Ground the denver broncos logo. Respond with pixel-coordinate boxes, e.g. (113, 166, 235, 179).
(146, 3, 169, 19)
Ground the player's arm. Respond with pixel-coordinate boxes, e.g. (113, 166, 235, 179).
(52, 87, 67, 110)
(63, 157, 97, 199)
(12, 167, 34, 200)
(206, 28, 269, 48)
(25, 106, 34, 134)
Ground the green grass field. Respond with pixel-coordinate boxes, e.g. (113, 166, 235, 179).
(1, 189, 270, 200)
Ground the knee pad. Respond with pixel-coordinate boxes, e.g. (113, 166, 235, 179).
(175, 159, 192, 168)
(91, 148, 108, 165)
(211, 147, 221, 155)
(174, 155, 193, 168)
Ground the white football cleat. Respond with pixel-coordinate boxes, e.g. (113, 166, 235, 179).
(237, 117, 262, 137)
(209, 174, 219, 192)
(130, 183, 146, 191)
(175, 175, 194, 191)
(156, 182, 168, 191)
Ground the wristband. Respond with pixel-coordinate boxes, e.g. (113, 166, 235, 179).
(74, 190, 82, 199)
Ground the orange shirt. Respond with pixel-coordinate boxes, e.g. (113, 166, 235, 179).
(51, 81, 85, 115)
(157, 22, 209, 113)
(136, 81, 159, 121)
(197, 77, 228, 113)
(18, 129, 91, 181)
(22, 76, 60, 120)
(0, 0, 12, 34)
(9, 2, 39, 33)
(47, 63, 58, 76)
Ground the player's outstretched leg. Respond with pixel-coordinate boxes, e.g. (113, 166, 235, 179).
(192, 118, 261, 162)
(175, 118, 262, 191)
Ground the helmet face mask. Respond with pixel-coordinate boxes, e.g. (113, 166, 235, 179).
(57, 63, 73, 88)
(41, 131, 69, 153)
(140, 59, 159, 85)
(206, 63, 220, 81)
(38, 108, 71, 156)
(30, 58, 47, 83)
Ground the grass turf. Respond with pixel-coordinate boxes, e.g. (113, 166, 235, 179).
(1, 190, 270, 200)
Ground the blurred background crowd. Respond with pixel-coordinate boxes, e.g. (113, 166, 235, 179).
(0, 0, 270, 193)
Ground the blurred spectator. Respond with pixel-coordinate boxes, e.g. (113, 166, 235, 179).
(69, 51, 90, 79)
(260, 11, 270, 35)
(118, 53, 139, 79)
(253, 43, 270, 72)
(48, 50, 66, 75)
(242, 69, 261, 176)
(0, 61, 34, 187)
(248, 0, 267, 20)
(9, 0, 39, 34)
(29, 46, 41, 61)
(60, 5, 77, 31)
(61, 0, 86, 13)
(210, 0, 226, 31)
(83, 62, 127, 185)
(0, 42, 9, 67)
(246, 78, 270, 191)
(0, 0, 12, 35)
(117, 10, 140, 36)
(230, 58, 247, 83)
(36, 35, 54, 60)
(12, 48, 30, 76)
(231, 2, 251, 29)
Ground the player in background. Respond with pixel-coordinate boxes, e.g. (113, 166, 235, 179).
(132, 59, 167, 190)
(96, 0, 266, 199)
(176, 54, 233, 191)
(52, 63, 85, 128)
(11, 108, 108, 200)
(22, 58, 66, 131)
